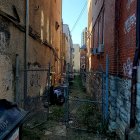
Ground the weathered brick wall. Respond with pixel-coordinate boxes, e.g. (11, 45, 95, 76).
(0, 10, 25, 101)
(91, 0, 116, 73)
(0, 0, 25, 25)
(88, 0, 138, 139)
(0, 0, 62, 103)
(117, 0, 136, 77)
(108, 1, 136, 139)
(91, 0, 136, 76)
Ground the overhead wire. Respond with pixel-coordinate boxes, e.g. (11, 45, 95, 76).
(71, 0, 87, 33)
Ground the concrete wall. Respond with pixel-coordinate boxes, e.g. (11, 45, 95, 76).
(109, 76, 131, 139)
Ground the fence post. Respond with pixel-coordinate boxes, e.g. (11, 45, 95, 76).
(64, 63, 69, 127)
(102, 72, 105, 123)
(105, 54, 109, 121)
(64, 86, 69, 127)
(47, 62, 51, 103)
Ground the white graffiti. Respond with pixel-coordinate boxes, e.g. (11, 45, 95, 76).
(123, 58, 133, 78)
(30, 72, 40, 87)
(127, 0, 135, 9)
(124, 14, 136, 33)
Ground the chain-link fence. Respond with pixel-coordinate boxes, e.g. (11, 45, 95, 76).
(64, 72, 107, 133)
(15, 61, 50, 129)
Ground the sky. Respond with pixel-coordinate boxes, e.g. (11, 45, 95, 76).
(62, 0, 88, 46)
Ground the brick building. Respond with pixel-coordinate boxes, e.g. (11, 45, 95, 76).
(80, 45, 87, 72)
(87, 0, 140, 139)
(0, 0, 62, 105)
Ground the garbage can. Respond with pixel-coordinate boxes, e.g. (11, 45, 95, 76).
(0, 99, 28, 140)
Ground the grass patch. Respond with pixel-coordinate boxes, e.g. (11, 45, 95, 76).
(77, 104, 102, 132)
(22, 128, 43, 140)
(48, 105, 64, 121)
(69, 75, 87, 98)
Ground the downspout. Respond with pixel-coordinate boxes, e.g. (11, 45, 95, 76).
(130, 0, 140, 128)
(15, 54, 19, 104)
(24, 0, 29, 108)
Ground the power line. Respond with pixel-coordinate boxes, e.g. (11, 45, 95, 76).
(71, 1, 87, 32)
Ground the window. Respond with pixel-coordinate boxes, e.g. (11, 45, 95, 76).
(98, 9, 105, 45)
(93, 8, 105, 49)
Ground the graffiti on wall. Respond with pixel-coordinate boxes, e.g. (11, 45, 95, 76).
(123, 58, 133, 78)
(127, 0, 135, 9)
(30, 72, 41, 87)
(0, 55, 13, 101)
(28, 63, 41, 87)
(0, 17, 10, 51)
(0, 32, 6, 50)
(2, 74, 13, 92)
(124, 14, 136, 34)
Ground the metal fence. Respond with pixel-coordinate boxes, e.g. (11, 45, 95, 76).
(64, 55, 109, 132)
(15, 59, 51, 129)
(64, 72, 104, 132)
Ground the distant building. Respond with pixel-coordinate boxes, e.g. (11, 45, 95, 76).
(80, 27, 87, 72)
(80, 45, 87, 72)
(81, 27, 87, 46)
(73, 44, 80, 72)
(63, 24, 73, 72)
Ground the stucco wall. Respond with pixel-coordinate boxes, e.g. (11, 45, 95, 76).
(0, 0, 62, 103)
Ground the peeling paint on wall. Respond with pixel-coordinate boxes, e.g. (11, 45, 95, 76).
(27, 63, 43, 97)
(0, 55, 13, 101)
(123, 57, 133, 78)
(30, 72, 41, 87)
(0, 17, 10, 52)
(124, 13, 136, 34)
(0, 32, 6, 50)
(28, 63, 41, 87)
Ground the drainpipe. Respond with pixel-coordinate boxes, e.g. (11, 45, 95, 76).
(130, 0, 140, 128)
(24, 0, 29, 108)
(15, 54, 19, 104)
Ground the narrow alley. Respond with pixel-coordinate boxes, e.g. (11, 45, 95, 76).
(22, 75, 116, 140)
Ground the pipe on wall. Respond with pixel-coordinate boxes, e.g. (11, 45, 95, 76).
(15, 54, 19, 104)
(24, 0, 29, 108)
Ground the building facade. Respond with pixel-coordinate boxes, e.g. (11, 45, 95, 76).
(0, 0, 62, 104)
(63, 24, 73, 72)
(80, 45, 87, 72)
(81, 27, 87, 46)
(73, 44, 80, 72)
(87, 0, 140, 139)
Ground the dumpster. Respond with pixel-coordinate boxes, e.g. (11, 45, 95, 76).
(0, 99, 28, 140)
